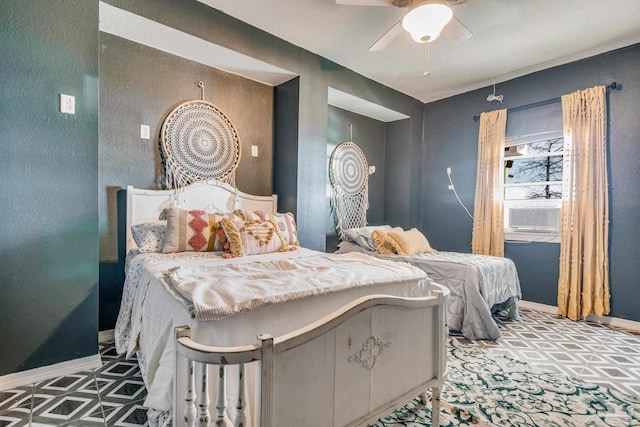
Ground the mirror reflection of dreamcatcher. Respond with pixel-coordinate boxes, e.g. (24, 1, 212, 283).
(159, 82, 241, 189)
(329, 140, 369, 239)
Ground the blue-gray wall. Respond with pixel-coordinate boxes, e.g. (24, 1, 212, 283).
(421, 44, 640, 321)
(0, 1, 99, 375)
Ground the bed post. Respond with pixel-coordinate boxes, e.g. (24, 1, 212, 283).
(259, 334, 274, 427)
(185, 360, 197, 426)
(432, 288, 448, 427)
(176, 326, 198, 427)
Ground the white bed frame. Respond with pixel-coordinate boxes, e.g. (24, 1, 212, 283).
(176, 292, 448, 427)
(125, 181, 448, 427)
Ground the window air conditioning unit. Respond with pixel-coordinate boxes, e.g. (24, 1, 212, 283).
(504, 145, 528, 157)
(508, 206, 560, 231)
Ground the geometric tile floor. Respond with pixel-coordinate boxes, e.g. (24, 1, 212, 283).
(0, 345, 147, 427)
(2, 307, 639, 426)
(454, 307, 640, 398)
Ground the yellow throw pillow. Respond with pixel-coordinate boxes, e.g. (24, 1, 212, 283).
(386, 228, 436, 256)
(371, 227, 403, 254)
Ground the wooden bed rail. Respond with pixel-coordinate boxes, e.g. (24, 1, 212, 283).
(175, 289, 449, 427)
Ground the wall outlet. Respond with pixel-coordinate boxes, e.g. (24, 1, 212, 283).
(60, 94, 75, 114)
(140, 124, 150, 139)
(251, 145, 259, 157)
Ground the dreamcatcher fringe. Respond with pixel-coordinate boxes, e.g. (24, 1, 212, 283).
(331, 184, 368, 240)
(163, 158, 235, 190)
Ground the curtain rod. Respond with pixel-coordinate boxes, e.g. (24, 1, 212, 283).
(472, 82, 621, 122)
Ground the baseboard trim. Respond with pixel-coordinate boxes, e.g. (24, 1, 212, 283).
(99, 329, 115, 343)
(0, 353, 102, 391)
(519, 300, 640, 332)
(518, 300, 558, 315)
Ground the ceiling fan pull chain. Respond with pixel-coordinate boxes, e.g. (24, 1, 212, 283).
(423, 42, 430, 78)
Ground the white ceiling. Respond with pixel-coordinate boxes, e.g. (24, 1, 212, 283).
(198, 0, 640, 103)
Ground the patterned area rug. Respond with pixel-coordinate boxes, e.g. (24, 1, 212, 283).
(375, 339, 640, 426)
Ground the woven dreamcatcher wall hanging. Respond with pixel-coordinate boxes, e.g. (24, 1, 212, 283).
(159, 82, 241, 189)
(329, 140, 369, 240)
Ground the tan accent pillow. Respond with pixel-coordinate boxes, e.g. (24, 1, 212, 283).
(234, 209, 300, 246)
(371, 227, 403, 254)
(221, 216, 289, 257)
(386, 228, 436, 256)
(163, 208, 232, 253)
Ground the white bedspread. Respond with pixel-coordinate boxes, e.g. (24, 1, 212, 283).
(165, 251, 426, 321)
(113, 248, 430, 415)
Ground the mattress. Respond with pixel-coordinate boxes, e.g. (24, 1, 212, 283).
(113, 248, 431, 417)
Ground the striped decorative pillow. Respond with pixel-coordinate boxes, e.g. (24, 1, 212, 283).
(270, 212, 300, 246)
(162, 208, 232, 253)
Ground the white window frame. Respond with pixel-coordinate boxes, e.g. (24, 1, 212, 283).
(503, 131, 563, 243)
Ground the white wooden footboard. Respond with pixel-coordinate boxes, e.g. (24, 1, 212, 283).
(174, 288, 448, 427)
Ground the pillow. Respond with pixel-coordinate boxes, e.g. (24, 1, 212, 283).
(343, 225, 391, 251)
(386, 228, 436, 256)
(131, 223, 166, 253)
(162, 208, 233, 253)
(234, 210, 300, 246)
(221, 216, 289, 257)
(371, 227, 403, 254)
(270, 212, 300, 246)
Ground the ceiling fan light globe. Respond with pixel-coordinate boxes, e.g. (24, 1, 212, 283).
(402, 2, 452, 44)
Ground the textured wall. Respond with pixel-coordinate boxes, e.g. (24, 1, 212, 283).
(0, 0, 99, 375)
(98, 33, 274, 330)
(422, 44, 640, 321)
(326, 106, 387, 251)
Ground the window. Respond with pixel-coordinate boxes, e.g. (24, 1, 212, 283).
(503, 130, 563, 242)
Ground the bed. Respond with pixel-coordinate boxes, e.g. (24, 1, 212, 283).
(114, 181, 448, 427)
(336, 228, 521, 340)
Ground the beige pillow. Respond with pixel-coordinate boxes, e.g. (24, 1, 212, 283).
(163, 208, 233, 253)
(234, 209, 300, 246)
(221, 216, 289, 257)
(386, 228, 436, 256)
(371, 227, 403, 254)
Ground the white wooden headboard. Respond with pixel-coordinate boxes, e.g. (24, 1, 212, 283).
(125, 180, 278, 252)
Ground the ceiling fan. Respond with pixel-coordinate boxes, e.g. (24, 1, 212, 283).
(337, 0, 473, 51)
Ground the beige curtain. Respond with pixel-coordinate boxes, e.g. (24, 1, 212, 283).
(557, 86, 610, 320)
(472, 109, 507, 257)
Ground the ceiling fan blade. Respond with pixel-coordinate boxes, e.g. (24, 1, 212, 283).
(441, 16, 473, 44)
(336, 0, 393, 5)
(369, 20, 403, 51)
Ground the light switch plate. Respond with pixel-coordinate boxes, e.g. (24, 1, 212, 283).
(60, 94, 75, 114)
(140, 124, 150, 139)
(369, 165, 376, 175)
(251, 145, 259, 157)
